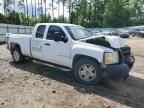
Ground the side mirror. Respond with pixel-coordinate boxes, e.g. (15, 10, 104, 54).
(54, 32, 68, 43)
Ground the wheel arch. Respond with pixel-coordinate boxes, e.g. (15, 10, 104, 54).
(10, 42, 21, 52)
(72, 54, 100, 68)
(10, 42, 25, 63)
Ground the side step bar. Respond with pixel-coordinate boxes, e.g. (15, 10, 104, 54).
(33, 60, 72, 71)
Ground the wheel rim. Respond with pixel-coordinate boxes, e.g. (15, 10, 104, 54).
(79, 64, 96, 82)
(13, 50, 20, 61)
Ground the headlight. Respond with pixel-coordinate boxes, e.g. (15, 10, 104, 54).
(104, 51, 119, 64)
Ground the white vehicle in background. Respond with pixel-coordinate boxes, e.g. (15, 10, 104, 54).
(91, 30, 102, 36)
(6, 23, 135, 85)
(99, 29, 114, 35)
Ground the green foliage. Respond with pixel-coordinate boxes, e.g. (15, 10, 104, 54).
(0, 0, 144, 27)
(37, 14, 52, 23)
(104, 0, 130, 27)
(0, 14, 7, 23)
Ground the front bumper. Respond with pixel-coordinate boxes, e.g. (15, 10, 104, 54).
(124, 56, 135, 69)
(102, 63, 129, 79)
(101, 56, 135, 79)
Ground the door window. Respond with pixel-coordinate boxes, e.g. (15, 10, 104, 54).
(36, 25, 46, 39)
(47, 25, 66, 40)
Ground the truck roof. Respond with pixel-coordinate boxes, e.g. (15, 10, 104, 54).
(36, 23, 79, 27)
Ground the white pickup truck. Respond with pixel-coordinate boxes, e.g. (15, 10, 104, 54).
(6, 23, 135, 85)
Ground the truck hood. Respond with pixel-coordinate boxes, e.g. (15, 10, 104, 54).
(79, 35, 126, 48)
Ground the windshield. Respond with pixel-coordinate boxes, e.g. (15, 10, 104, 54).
(64, 26, 92, 40)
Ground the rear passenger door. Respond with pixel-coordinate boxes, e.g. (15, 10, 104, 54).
(31, 25, 46, 60)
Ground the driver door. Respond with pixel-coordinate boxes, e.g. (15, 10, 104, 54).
(42, 25, 71, 67)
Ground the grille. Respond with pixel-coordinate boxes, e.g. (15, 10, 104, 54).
(120, 46, 131, 56)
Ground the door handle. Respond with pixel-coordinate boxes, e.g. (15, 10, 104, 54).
(44, 43, 51, 46)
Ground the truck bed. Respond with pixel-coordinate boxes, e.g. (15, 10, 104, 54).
(7, 33, 32, 57)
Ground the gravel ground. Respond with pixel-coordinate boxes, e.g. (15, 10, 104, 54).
(0, 39, 144, 108)
(124, 38, 144, 57)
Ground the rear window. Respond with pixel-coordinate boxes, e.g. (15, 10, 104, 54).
(36, 25, 46, 39)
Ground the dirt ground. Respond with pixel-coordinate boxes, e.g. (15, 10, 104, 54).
(124, 38, 144, 57)
(0, 38, 144, 108)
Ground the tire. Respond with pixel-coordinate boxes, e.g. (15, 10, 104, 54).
(11, 47, 25, 63)
(73, 58, 101, 85)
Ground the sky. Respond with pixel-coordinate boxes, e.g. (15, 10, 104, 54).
(0, 0, 70, 18)
(0, 0, 3, 14)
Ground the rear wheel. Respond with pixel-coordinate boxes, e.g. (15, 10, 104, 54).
(11, 47, 25, 63)
(73, 58, 101, 85)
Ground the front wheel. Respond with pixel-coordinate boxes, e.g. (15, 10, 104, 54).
(73, 58, 101, 85)
(11, 47, 25, 63)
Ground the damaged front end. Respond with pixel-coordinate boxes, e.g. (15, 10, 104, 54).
(81, 36, 135, 70)
(120, 46, 135, 69)
(85, 37, 112, 48)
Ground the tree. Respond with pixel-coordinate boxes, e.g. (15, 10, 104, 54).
(25, 0, 29, 24)
(52, 0, 54, 21)
(57, 0, 67, 22)
(68, 0, 72, 23)
(104, 0, 130, 27)
(62, 0, 66, 22)
(18, 0, 27, 25)
(40, 0, 43, 17)
(56, 0, 60, 21)
(18, 0, 26, 15)
(49, 0, 57, 22)
(34, 0, 37, 19)
(38, 14, 52, 23)
(44, 0, 47, 21)
(7, 11, 21, 24)
(1, 0, 144, 27)
(58, 15, 68, 23)
(38, 0, 44, 22)
(31, 0, 34, 21)
(18, 12, 27, 24)
(0, 13, 7, 23)
(130, 0, 144, 25)
(12, 0, 16, 15)
(3, 0, 13, 16)
(78, 0, 88, 26)
(64, 0, 72, 23)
